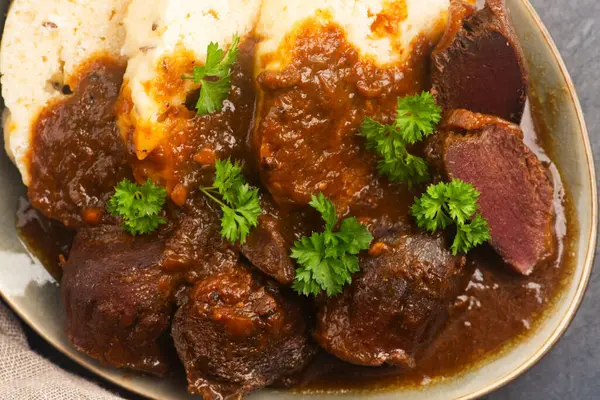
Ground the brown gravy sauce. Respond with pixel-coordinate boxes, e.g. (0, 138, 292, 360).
(17, 30, 576, 394)
(27, 57, 132, 228)
(256, 22, 430, 218)
(118, 38, 259, 204)
(16, 196, 75, 281)
(282, 101, 576, 393)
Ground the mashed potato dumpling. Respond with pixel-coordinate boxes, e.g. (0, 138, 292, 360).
(1, 0, 130, 185)
(118, 0, 262, 161)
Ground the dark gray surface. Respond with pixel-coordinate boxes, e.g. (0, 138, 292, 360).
(487, 0, 600, 399)
(2, 1, 598, 399)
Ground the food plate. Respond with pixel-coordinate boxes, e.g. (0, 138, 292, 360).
(0, 0, 596, 399)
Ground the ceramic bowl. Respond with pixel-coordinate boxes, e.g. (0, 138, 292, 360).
(0, 0, 596, 399)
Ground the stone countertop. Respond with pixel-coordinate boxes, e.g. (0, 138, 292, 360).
(487, 0, 600, 399)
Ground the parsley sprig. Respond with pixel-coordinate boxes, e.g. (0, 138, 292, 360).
(395, 92, 443, 144)
(359, 92, 442, 186)
(411, 179, 491, 255)
(183, 34, 240, 115)
(292, 193, 374, 297)
(107, 179, 167, 236)
(200, 159, 261, 244)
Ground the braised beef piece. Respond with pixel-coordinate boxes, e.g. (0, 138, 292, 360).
(162, 193, 238, 281)
(172, 265, 316, 399)
(314, 232, 467, 368)
(29, 59, 132, 228)
(61, 226, 177, 376)
(240, 214, 296, 284)
(163, 192, 297, 285)
(427, 109, 555, 275)
(255, 27, 374, 210)
(254, 25, 429, 211)
(432, 0, 528, 123)
(239, 196, 299, 285)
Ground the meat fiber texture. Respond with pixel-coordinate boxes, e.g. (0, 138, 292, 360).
(431, 0, 529, 123)
(0, 0, 131, 186)
(240, 196, 298, 285)
(314, 232, 468, 368)
(61, 226, 177, 377)
(428, 109, 556, 275)
(172, 265, 316, 399)
(118, 0, 262, 160)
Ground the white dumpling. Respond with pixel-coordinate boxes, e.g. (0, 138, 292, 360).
(1, 0, 131, 185)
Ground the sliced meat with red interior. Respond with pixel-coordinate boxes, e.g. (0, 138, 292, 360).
(171, 264, 316, 399)
(427, 109, 555, 275)
(61, 226, 178, 376)
(432, 0, 528, 123)
(313, 232, 468, 368)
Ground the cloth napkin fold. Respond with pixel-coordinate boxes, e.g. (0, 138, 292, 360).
(0, 301, 123, 400)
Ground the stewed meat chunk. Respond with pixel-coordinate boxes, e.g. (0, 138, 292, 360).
(172, 265, 316, 399)
(426, 109, 555, 275)
(61, 226, 177, 376)
(432, 0, 528, 123)
(239, 196, 301, 285)
(162, 193, 238, 279)
(240, 213, 296, 285)
(254, 21, 432, 211)
(314, 233, 467, 368)
(164, 193, 296, 285)
(28, 60, 132, 228)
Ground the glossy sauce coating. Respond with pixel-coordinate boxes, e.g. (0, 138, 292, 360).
(256, 23, 430, 215)
(19, 28, 574, 394)
(28, 57, 132, 228)
(117, 38, 259, 202)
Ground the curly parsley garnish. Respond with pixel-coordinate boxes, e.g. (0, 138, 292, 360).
(292, 193, 374, 297)
(107, 179, 167, 236)
(359, 91, 442, 186)
(183, 34, 240, 115)
(411, 179, 491, 255)
(200, 159, 261, 244)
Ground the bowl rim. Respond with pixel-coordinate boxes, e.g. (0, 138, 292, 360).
(0, 0, 597, 399)
(456, 1, 598, 397)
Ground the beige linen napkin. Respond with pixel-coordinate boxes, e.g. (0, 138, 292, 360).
(0, 301, 123, 399)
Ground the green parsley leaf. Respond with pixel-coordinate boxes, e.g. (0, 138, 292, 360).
(411, 179, 491, 255)
(200, 158, 261, 244)
(309, 192, 337, 231)
(196, 76, 232, 115)
(395, 91, 442, 144)
(107, 179, 167, 236)
(213, 158, 245, 204)
(292, 194, 374, 297)
(217, 35, 240, 75)
(183, 34, 240, 115)
(291, 234, 327, 296)
(444, 178, 480, 225)
(337, 217, 376, 254)
(411, 183, 453, 232)
(359, 92, 440, 186)
(451, 214, 492, 255)
(376, 139, 431, 185)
